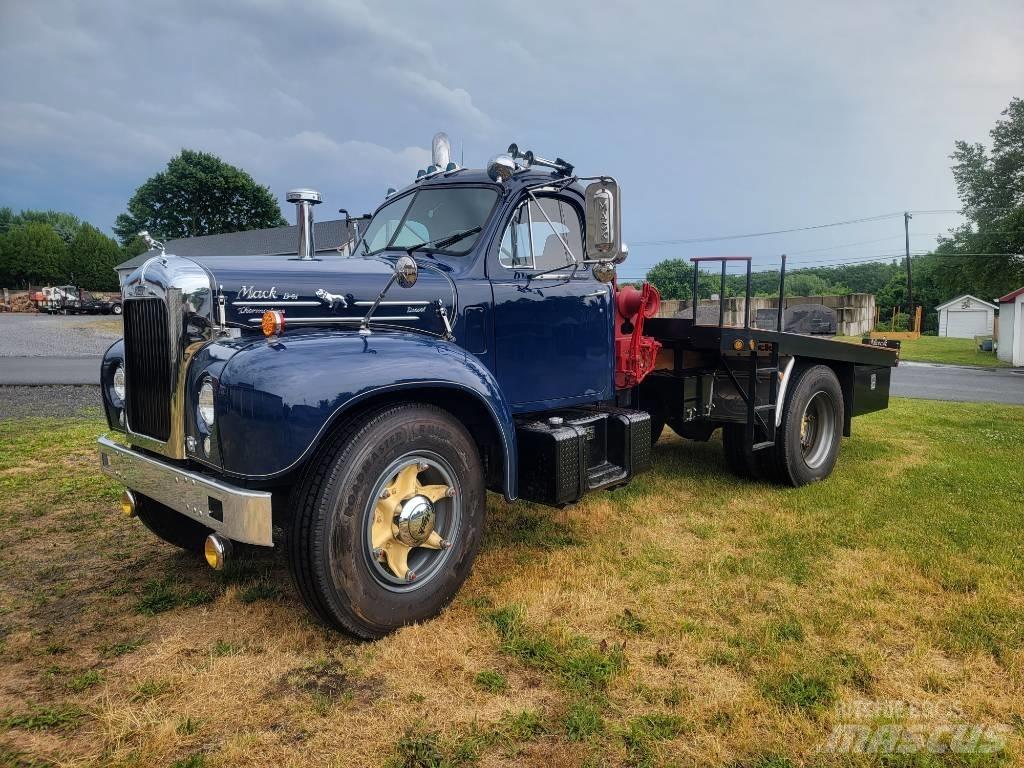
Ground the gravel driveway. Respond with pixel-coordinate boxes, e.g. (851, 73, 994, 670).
(0, 313, 122, 357)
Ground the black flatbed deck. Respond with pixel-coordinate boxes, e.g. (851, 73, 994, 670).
(646, 317, 899, 368)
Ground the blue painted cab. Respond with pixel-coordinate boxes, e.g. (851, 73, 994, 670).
(103, 168, 614, 500)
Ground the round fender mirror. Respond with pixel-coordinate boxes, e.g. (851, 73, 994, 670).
(395, 255, 418, 288)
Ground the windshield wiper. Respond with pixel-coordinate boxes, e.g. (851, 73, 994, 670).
(404, 226, 482, 256)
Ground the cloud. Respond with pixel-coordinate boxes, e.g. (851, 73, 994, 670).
(0, 0, 1021, 256)
(383, 67, 495, 130)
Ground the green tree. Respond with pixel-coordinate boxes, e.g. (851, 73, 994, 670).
(68, 224, 122, 290)
(14, 210, 82, 245)
(113, 149, 286, 245)
(0, 222, 69, 286)
(646, 259, 734, 300)
(935, 97, 1024, 300)
(784, 272, 843, 297)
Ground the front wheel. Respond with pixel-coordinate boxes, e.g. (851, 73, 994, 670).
(288, 404, 485, 639)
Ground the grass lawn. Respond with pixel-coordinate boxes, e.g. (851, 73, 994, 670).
(837, 335, 1011, 368)
(1, 400, 1022, 766)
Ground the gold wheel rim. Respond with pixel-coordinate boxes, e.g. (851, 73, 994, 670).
(369, 459, 454, 583)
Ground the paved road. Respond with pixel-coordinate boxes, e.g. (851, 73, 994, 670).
(0, 313, 121, 357)
(891, 361, 1024, 405)
(0, 356, 101, 385)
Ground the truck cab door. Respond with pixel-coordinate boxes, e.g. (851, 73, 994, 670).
(488, 194, 613, 410)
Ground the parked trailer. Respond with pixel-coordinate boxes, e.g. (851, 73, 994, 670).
(97, 137, 897, 638)
(32, 286, 122, 314)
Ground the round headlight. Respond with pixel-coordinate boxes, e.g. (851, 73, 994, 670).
(198, 381, 215, 426)
(113, 364, 126, 402)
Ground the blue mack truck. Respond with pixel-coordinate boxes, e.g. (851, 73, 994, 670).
(98, 136, 897, 638)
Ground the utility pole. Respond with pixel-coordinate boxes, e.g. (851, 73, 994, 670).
(904, 212, 913, 326)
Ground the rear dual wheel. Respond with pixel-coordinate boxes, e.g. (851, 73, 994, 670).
(722, 364, 843, 487)
(288, 404, 485, 639)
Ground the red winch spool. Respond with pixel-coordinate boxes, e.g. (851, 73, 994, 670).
(613, 282, 662, 389)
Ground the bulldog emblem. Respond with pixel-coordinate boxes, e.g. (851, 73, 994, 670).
(316, 289, 348, 310)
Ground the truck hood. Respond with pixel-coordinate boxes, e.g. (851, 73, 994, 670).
(188, 252, 457, 334)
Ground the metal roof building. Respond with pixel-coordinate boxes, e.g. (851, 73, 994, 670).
(115, 218, 366, 285)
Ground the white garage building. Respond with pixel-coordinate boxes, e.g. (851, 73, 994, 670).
(936, 294, 996, 338)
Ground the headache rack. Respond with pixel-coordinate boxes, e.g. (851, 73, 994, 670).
(683, 255, 788, 451)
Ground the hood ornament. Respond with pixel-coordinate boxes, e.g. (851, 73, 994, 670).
(315, 289, 348, 310)
(139, 230, 165, 255)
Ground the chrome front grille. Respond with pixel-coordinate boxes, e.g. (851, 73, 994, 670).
(123, 298, 172, 441)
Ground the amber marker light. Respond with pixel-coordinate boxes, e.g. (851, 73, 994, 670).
(262, 309, 285, 337)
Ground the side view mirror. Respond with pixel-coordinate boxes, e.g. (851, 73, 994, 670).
(395, 255, 418, 288)
(584, 179, 624, 263)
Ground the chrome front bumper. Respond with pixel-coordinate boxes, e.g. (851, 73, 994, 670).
(98, 435, 273, 546)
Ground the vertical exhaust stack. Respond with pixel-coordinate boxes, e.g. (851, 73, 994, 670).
(287, 188, 322, 260)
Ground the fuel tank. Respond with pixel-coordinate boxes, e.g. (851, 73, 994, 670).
(191, 252, 457, 335)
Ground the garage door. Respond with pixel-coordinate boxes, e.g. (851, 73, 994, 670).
(946, 310, 988, 338)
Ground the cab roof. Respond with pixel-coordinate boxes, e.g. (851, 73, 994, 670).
(385, 166, 585, 204)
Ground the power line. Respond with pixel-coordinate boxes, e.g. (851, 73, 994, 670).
(784, 235, 905, 256)
(630, 212, 907, 247)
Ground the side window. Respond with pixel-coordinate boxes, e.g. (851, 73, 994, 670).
(498, 197, 584, 271)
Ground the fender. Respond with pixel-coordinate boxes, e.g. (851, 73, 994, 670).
(207, 330, 518, 497)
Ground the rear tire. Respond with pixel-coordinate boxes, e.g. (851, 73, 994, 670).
(769, 364, 844, 486)
(287, 404, 485, 639)
(135, 494, 209, 553)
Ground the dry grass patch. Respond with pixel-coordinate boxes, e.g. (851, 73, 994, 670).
(1, 400, 1022, 766)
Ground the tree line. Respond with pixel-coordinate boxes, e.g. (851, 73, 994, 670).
(0, 150, 285, 291)
(0, 209, 128, 291)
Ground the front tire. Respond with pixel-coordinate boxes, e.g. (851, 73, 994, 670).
(288, 404, 485, 639)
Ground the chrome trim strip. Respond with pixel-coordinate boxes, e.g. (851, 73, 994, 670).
(775, 357, 796, 428)
(352, 300, 430, 307)
(232, 300, 322, 306)
(98, 435, 273, 546)
(246, 315, 415, 324)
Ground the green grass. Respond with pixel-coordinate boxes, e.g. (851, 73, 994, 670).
(837, 334, 1011, 366)
(1, 403, 1022, 766)
(472, 669, 508, 693)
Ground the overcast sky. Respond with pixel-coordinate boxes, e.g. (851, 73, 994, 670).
(1, 0, 1021, 274)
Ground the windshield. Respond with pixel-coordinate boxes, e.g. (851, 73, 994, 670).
(356, 187, 498, 256)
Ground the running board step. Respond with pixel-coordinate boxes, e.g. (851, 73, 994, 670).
(754, 404, 776, 412)
(751, 441, 776, 451)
